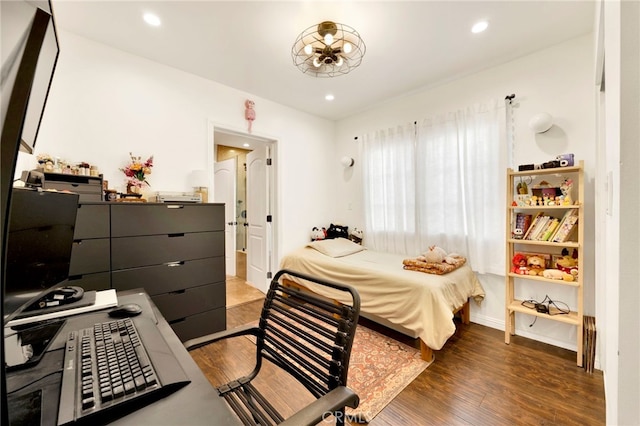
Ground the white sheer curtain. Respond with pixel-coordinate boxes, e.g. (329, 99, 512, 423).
(362, 123, 419, 255)
(362, 99, 506, 275)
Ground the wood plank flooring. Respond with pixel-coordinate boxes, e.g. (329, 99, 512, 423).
(190, 279, 606, 425)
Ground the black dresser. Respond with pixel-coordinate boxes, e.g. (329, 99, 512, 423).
(68, 202, 226, 341)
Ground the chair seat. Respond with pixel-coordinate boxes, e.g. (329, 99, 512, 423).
(218, 379, 284, 426)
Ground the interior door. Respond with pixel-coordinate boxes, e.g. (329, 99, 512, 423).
(214, 158, 236, 276)
(246, 144, 268, 292)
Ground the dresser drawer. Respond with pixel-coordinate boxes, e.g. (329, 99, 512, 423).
(111, 257, 225, 295)
(110, 204, 224, 237)
(152, 282, 225, 322)
(111, 231, 224, 269)
(67, 271, 111, 292)
(74, 204, 109, 239)
(169, 307, 226, 342)
(69, 238, 110, 275)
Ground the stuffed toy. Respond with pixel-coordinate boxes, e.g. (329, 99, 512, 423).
(556, 255, 578, 275)
(423, 245, 447, 263)
(512, 253, 528, 274)
(542, 269, 574, 281)
(527, 255, 546, 276)
(310, 227, 326, 241)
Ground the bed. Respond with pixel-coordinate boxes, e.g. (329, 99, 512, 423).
(279, 238, 485, 361)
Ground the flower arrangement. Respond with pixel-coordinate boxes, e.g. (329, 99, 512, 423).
(121, 152, 154, 188)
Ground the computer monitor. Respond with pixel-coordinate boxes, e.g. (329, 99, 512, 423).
(1, 1, 61, 423)
(4, 187, 80, 323)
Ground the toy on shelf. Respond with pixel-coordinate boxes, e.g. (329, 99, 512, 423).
(518, 153, 575, 172)
(512, 253, 528, 275)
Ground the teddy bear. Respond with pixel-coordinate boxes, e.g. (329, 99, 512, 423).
(422, 245, 447, 263)
(527, 255, 546, 276)
(556, 254, 578, 276)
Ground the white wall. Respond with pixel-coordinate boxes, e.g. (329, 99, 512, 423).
(334, 34, 597, 351)
(16, 30, 337, 262)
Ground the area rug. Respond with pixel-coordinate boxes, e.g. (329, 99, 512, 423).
(244, 322, 431, 423)
(345, 326, 432, 423)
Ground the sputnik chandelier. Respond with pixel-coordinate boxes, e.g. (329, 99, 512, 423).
(291, 21, 366, 77)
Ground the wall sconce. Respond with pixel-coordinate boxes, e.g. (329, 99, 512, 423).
(529, 112, 553, 134)
(190, 169, 209, 203)
(341, 156, 354, 168)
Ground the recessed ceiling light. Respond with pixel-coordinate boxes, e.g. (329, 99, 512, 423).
(471, 21, 488, 34)
(143, 13, 161, 27)
(243, 143, 250, 148)
(325, 94, 335, 101)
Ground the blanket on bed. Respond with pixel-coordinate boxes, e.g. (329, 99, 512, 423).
(402, 257, 467, 275)
(279, 246, 485, 350)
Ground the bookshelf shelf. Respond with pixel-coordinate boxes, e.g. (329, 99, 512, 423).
(505, 161, 584, 367)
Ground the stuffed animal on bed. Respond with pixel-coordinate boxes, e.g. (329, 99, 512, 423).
(310, 227, 326, 241)
(422, 246, 447, 263)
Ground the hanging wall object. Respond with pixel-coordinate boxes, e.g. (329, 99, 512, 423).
(245, 99, 256, 133)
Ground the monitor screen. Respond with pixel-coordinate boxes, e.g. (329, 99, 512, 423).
(3, 188, 79, 322)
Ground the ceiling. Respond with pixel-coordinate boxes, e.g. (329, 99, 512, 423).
(50, 1, 596, 121)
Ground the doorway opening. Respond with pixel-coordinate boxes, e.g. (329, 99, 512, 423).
(211, 127, 276, 294)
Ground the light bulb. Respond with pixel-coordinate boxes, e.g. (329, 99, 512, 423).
(343, 42, 352, 54)
(324, 33, 333, 45)
(304, 44, 313, 55)
(335, 56, 344, 66)
(313, 57, 322, 68)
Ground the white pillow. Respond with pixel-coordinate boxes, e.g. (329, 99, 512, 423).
(307, 238, 366, 258)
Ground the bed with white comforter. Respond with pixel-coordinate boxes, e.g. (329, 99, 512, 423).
(279, 238, 485, 353)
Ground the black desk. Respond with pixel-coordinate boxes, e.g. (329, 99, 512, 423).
(6, 290, 241, 425)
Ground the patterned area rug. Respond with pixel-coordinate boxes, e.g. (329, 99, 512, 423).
(243, 321, 431, 423)
(346, 326, 432, 423)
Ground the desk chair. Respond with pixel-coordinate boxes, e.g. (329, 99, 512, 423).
(185, 269, 361, 426)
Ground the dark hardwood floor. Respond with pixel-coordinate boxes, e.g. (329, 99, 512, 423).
(190, 279, 606, 425)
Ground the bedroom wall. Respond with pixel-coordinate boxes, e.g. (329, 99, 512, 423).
(333, 34, 597, 352)
(15, 30, 336, 264)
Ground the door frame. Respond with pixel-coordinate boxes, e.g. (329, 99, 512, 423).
(207, 120, 278, 288)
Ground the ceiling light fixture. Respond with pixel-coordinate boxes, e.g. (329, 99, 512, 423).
(325, 94, 335, 101)
(143, 13, 161, 27)
(471, 20, 488, 33)
(292, 21, 366, 78)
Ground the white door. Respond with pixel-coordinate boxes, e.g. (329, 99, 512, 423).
(214, 158, 236, 276)
(246, 144, 269, 292)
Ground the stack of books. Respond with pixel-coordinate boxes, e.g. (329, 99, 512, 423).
(522, 210, 579, 242)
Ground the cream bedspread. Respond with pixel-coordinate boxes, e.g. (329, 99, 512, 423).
(279, 247, 485, 350)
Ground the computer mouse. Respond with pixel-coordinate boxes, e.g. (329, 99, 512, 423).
(108, 303, 143, 318)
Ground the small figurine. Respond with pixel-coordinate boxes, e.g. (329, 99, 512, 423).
(245, 99, 256, 133)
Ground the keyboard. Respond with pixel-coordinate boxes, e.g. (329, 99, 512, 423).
(57, 317, 190, 425)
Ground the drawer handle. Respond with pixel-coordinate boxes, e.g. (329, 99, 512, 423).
(169, 289, 186, 295)
(169, 318, 186, 325)
(168, 233, 185, 238)
(68, 275, 83, 281)
(73, 240, 83, 245)
(166, 261, 185, 267)
(167, 205, 184, 209)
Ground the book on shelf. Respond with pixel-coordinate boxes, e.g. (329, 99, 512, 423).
(526, 214, 550, 240)
(512, 213, 532, 239)
(551, 211, 579, 243)
(522, 212, 542, 240)
(539, 218, 560, 241)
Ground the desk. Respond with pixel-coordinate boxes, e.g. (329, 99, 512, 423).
(6, 290, 241, 425)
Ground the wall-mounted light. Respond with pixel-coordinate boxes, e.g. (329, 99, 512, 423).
(529, 112, 553, 134)
(341, 156, 354, 168)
